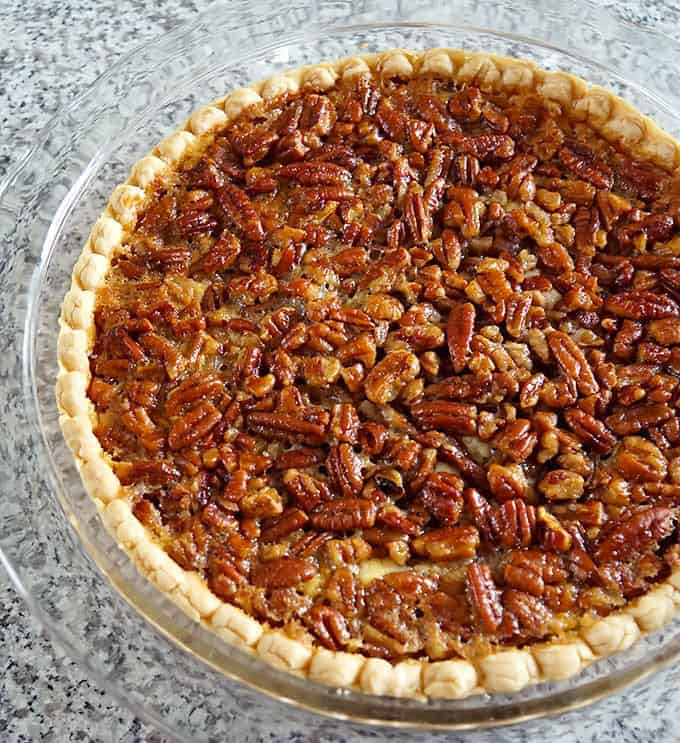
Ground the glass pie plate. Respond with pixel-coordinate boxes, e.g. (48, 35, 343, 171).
(2, 0, 680, 738)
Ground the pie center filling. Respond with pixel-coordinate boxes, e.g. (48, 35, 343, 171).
(89, 70, 680, 662)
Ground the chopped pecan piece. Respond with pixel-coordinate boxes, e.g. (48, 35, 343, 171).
(537, 507, 572, 552)
(538, 469, 585, 501)
(440, 439, 488, 490)
(614, 436, 667, 482)
(201, 230, 241, 274)
(282, 469, 333, 512)
(240, 487, 283, 518)
(488, 463, 527, 502)
(376, 504, 420, 536)
(418, 472, 464, 525)
(494, 419, 538, 462)
(503, 589, 552, 637)
(413, 525, 480, 561)
(648, 318, 680, 345)
(364, 350, 420, 404)
(117, 460, 180, 486)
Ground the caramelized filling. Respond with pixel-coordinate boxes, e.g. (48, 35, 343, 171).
(89, 71, 680, 661)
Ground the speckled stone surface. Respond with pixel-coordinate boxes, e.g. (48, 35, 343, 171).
(2, 1, 680, 741)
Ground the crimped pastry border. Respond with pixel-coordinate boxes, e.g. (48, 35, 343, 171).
(56, 48, 680, 700)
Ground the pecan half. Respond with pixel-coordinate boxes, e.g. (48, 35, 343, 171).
(261, 507, 309, 543)
(595, 507, 675, 564)
(605, 403, 672, 436)
(559, 145, 613, 189)
(304, 605, 351, 649)
(505, 293, 532, 338)
(547, 331, 599, 395)
(329, 402, 360, 444)
(310, 499, 377, 531)
(216, 183, 265, 242)
(604, 291, 680, 320)
(404, 191, 432, 244)
(503, 562, 545, 597)
(410, 401, 477, 433)
(279, 161, 350, 185)
(491, 499, 537, 548)
(465, 488, 494, 541)
(446, 302, 475, 373)
(327, 444, 364, 498)
(419, 472, 464, 525)
(247, 412, 327, 443)
(564, 407, 616, 453)
(168, 401, 222, 450)
(364, 350, 420, 405)
(177, 210, 219, 237)
(251, 557, 317, 589)
(466, 562, 503, 633)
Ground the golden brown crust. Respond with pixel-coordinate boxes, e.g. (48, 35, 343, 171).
(57, 48, 680, 699)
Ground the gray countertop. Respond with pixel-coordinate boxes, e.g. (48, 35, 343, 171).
(2, 1, 680, 741)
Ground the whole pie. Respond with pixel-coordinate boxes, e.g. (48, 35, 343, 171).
(57, 49, 680, 699)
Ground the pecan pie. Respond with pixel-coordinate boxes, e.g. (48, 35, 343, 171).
(57, 49, 680, 698)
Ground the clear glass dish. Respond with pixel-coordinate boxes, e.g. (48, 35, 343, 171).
(2, 0, 680, 738)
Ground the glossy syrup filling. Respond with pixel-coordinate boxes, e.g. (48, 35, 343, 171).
(88, 70, 680, 662)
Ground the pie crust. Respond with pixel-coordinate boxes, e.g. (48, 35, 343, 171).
(56, 48, 680, 699)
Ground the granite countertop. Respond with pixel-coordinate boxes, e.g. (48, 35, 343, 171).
(2, 1, 680, 741)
